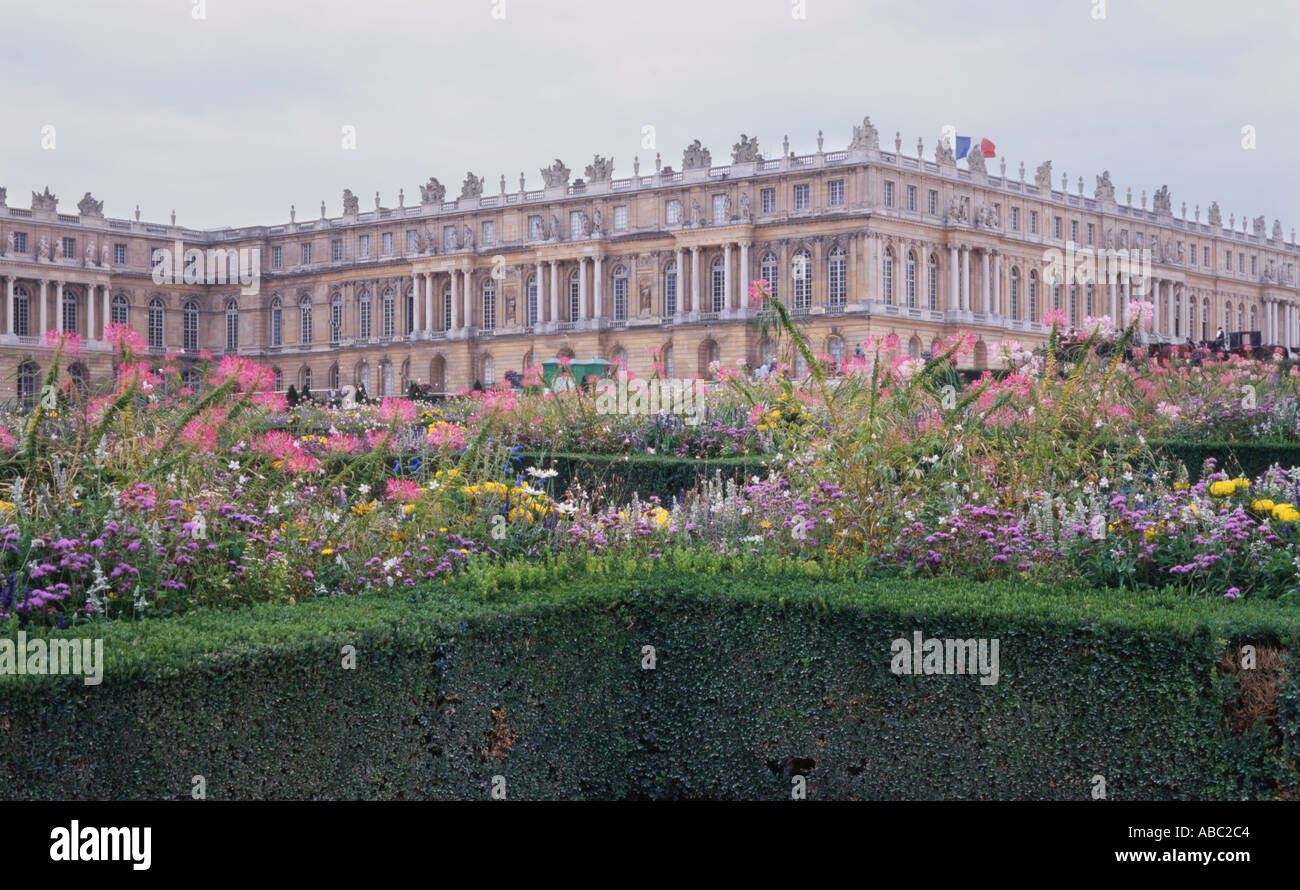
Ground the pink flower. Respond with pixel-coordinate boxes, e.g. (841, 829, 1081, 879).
(104, 323, 146, 356)
(426, 422, 466, 450)
(385, 478, 422, 503)
(377, 398, 417, 424)
(213, 355, 275, 393)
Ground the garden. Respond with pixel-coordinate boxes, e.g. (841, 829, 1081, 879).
(1, 282, 1298, 800)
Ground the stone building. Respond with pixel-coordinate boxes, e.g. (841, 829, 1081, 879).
(1, 116, 1297, 403)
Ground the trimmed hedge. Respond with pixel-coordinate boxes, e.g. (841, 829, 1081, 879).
(509, 452, 770, 502)
(1147, 439, 1300, 482)
(1, 557, 1296, 800)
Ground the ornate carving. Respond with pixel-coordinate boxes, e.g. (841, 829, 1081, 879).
(690, 198, 705, 226)
(1095, 171, 1115, 203)
(849, 116, 880, 151)
(460, 172, 484, 200)
(85, 243, 96, 266)
(32, 186, 57, 212)
(974, 202, 999, 230)
(539, 159, 570, 189)
(1253, 215, 1266, 237)
(1273, 219, 1284, 242)
(462, 224, 475, 251)
(77, 192, 103, 217)
(0, 186, 6, 206)
(102, 244, 111, 268)
(1034, 161, 1052, 191)
(1153, 185, 1172, 215)
(1208, 202, 1222, 227)
(639, 282, 652, 313)
(419, 177, 445, 205)
(682, 140, 712, 171)
(739, 192, 752, 222)
(342, 189, 360, 215)
(935, 138, 955, 166)
(730, 134, 762, 164)
(584, 155, 614, 182)
(966, 147, 986, 175)
(37, 237, 50, 261)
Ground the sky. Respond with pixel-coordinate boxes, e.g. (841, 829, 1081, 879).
(1, 0, 1297, 231)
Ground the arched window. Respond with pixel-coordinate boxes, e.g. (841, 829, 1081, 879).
(358, 291, 372, 339)
(827, 246, 846, 307)
(111, 294, 128, 326)
(569, 269, 581, 321)
(225, 299, 239, 353)
(711, 255, 726, 313)
(330, 293, 342, 343)
(443, 286, 452, 331)
(613, 265, 628, 321)
(791, 249, 812, 310)
(1009, 268, 1020, 320)
(480, 356, 495, 388)
(382, 361, 394, 396)
(760, 252, 779, 303)
(828, 335, 845, 365)
(270, 297, 283, 347)
(1237, 304, 1244, 332)
(1250, 304, 1257, 332)
(182, 367, 202, 392)
(184, 301, 200, 353)
(905, 251, 917, 308)
(299, 297, 312, 346)
(663, 261, 678, 316)
(272, 367, 282, 392)
(908, 337, 921, 360)
(481, 279, 497, 330)
(148, 298, 165, 349)
(430, 356, 446, 392)
(927, 254, 938, 310)
(13, 286, 30, 337)
(1028, 271, 1039, 322)
(62, 287, 78, 334)
(301, 366, 312, 392)
(68, 363, 87, 392)
(609, 346, 627, 369)
(17, 361, 38, 406)
(359, 361, 372, 394)
(527, 274, 539, 326)
(699, 339, 720, 378)
(882, 248, 894, 305)
(662, 344, 675, 378)
(381, 288, 395, 339)
(329, 363, 340, 391)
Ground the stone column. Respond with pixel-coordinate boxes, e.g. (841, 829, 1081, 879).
(578, 258, 588, 321)
(991, 251, 1001, 316)
(723, 243, 733, 311)
(549, 261, 559, 325)
(450, 269, 460, 330)
(102, 284, 110, 333)
(980, 250, 990, 314)
(593, 255, 604, 321)
(88, 282, 96, 340)
(739, 240, 750, 307)
(423, 273, 434, 332)
(1108, 268, 1117, 320)
(411, 274, 422, 333)
(39, 280, 49, 338)
(462, 269, 473, 329)
(674, 248, 685, 319)
(691, 246, 701, 316)
(4, 277, 11, 335)
(947, 244, 958, 311)
(535, 262, 544, 325)
(960, 247, 970, 312)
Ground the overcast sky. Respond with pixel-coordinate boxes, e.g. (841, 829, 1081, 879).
(2, 0, 1296, 232)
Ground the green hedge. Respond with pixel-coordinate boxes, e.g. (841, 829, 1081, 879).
(1146, 439, 1300, 482)
(509, 452, 770, 502)
(2, 557, 1296, 800)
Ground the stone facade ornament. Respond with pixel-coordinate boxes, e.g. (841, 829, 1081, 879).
(585, 154, 614, 182)
(682, 140, 712, 171)
(77, 192, 104, 217)
(691, 198, 705, 226)
(38, 237, 50, 261)
(1253, 215, 1266, 237)
(419, 177, 445, 204)
(1273, 219, 1284, 242)
(460, 172, 484, 200)
(1207, 202, 1221, 226)
(935, 137, 955, 166)
(739, 192, 752, 222)
(1153, 185, 1172, 215)
(848, 116, 880, 152)
(462, 224, 475, 251)
(730, 134, 762, 164)
(342, 189, 360, 215)
(0, 186, 7, 206)
(540, 159, 570, 188)
(1095, 171, 1115, 202)
(966, 147, 986, 175)
(32, 186, 58, 212)
(1034, 161, 1052, 190)
(101, 244, 110, 268)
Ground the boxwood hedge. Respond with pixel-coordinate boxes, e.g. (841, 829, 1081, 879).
(1, 556, 1296, 800)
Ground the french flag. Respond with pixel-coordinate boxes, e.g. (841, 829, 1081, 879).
(955, 136, 996, 161)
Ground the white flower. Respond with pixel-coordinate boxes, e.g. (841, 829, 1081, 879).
(228, 460, 241, 471)
(358, 483, 371, 495)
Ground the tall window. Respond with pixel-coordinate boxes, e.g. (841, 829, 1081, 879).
(527, 274, 539, 326)
(927, 255, 939, 310)
(711, 256, 726, 312)
(1202, 298, 1210, 340)
(270, 298, 283, 347)
(405, 287, 415, 334)
(482, 279, 497, 330)
(184, 301, 199, 352)
(329, 363, 340, 391)
(301, 367, 312, 392)
(481, 356, 495, 388)
(760, 253, 779, 303)
(225, 299, 239, 353)
(111, 294, 128, 326)
(443, 286, 452, 331)
(1028, 271, 1039, 322)
(148, 298, 164, 349)
(62, 288, 78, 333)
(569, 270, 581, 321)
(1068, 285, 1078, 325)
(359, 291, 372, 339)
(17, 362, 37, 407)
(882, 249, 894, 305)
(330, 294, 343, 343)
(613, 265, 628, 321)
(13, 286, 29, 337)
(1085, 284, 1094, 318)
(792, 249, 811, 310)
(1010, 268, 1020, 319)
(905, 252, 917, 308)
(664, 262, 678, 316)
(381, 288, 395, 338)
(827, 247, 846, 307)
(299, 298, 312, 346)
(1224, 302, 1232, 333)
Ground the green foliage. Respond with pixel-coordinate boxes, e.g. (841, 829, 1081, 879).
(510, 452, 768, 503)
(2, 561, 1295, 800)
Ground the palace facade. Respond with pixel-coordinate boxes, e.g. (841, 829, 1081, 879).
(1, 116, 1298, 403)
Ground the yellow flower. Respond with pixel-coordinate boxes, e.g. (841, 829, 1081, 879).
(1208, 480, 1236, 497)
(1173, 482, 1189, 491)
(320, 548, 334, 555)
(1232, 477, 1250, 490)
(351, 500, 377, 517)
(0, 500, 16, 516)
(1250, 499, 1275, 515)
(1271, 503, 1300, 522)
